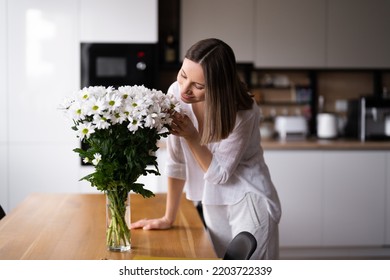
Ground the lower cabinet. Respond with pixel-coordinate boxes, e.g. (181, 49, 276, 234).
(386, 153, 390, 245)
(264, 150, 388, 247)
(322, 152, 386, 246)
(264, 151, 323, 247)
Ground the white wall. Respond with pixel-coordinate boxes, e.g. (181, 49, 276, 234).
(1, 0, 159, 213)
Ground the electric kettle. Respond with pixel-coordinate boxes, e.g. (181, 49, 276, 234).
(317, 113, 338, 139)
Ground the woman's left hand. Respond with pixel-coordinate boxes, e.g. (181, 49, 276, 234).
(170, 112, 199, 139)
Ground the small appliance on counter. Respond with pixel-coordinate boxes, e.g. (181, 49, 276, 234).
(274, 116, 308, 140)
(317, 113, 338, 139)
(345, 96, 390, 141)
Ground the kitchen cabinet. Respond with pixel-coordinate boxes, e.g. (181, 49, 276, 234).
(255, 0, 390, 68)
(264, 151, 323, 246)
(264, 149, 388, 247)
(0, 146, 7, 212)
(386, 152, 390, 245)
(7, 0, 81, 210)
(0, 0, 6, 144)
(254, 0, 326, 68)
(327, 0, 390, 68)
(80, 0, 158, 43)
(181, 0, 255, 62)
(0, 0, 7, 211)
(322, 151, 386, 246)
(181, 0, 390, 68)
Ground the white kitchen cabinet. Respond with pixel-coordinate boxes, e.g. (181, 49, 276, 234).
(265, 149, 388, 247)
(322, 151, 386, 246)
(264, 151, 323, 247)
(0, 145, 7, 212)
(181, 0, 255, 62)
(327, 0, 390, 68)
(0, 0, 6, 144)
(8, 0, 80, 143)
(254, 0, 326, 68)
(7, 0, 81, 210)
(0, 0, 7, 212)
(8, 143, 81, 210)
(80, 0, 158, 43)
(386, 152, 390, 245)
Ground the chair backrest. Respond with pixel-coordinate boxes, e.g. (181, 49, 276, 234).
(0, 205, 5, 220)
(223, 231, 257, 260)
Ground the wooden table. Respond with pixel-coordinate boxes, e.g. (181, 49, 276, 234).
(0, 193, 217, 260)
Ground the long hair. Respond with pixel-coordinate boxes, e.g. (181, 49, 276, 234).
(185, 38, 253, 144)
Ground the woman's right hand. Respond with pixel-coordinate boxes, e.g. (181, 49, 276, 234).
(130, 216, 173, 230)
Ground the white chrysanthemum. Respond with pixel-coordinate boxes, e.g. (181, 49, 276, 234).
(68, 101, 85, 121)
(93, 113, 111, 129)
(105, 92, 122, 112)
(113, 110, 128, 124)
(127, 117, 140, 132)
(85, 97, 106, 116)
(92, 153, 102, 165)
(89, 86, 109, 99)
(76, 122, 95, 140)
(76, 87, 93, 102)
(59, 96, 74, 111)
(144, 113, 157, 128)
(62, 85, 181, 136)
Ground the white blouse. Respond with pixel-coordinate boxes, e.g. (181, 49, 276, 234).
(165, 82, 281, 223)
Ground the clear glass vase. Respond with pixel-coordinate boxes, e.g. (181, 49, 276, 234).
(105, 190, 131, 252)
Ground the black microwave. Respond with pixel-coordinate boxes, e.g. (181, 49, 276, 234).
(81, 43, 158, 89)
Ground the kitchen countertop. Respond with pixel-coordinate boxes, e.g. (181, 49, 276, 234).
(158, 138, 390, 151)
(261, 138, 390, 150)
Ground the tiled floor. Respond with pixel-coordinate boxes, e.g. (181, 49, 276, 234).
(280, 246, 390, 260)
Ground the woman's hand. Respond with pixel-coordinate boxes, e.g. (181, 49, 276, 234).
(130, 216, 173, 230)
(170, 112, 199, 140)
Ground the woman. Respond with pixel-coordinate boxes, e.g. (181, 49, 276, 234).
(131, 38, 281, 259)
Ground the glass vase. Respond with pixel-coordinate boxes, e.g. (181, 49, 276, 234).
(105, 190, 131, 252)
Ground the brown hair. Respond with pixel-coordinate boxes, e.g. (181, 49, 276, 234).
(185, 38, 253, 144)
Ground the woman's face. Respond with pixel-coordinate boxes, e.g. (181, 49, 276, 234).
(177, 58, 206, 104)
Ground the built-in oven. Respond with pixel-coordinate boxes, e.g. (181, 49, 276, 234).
(81, 43, 158, 89)
(79, 43, 158, 165)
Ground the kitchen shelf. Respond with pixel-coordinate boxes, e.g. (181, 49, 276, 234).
(259, 101, 311, 106)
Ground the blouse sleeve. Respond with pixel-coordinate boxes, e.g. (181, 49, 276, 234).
(166, 134, 187, 180)
(165, 82, 187, 180)
(204, 109, 257, 185)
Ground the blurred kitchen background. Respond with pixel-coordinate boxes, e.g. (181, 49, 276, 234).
(1, 0, 390, 259)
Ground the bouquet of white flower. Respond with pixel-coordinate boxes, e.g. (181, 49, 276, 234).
(60, 85, 180, 251)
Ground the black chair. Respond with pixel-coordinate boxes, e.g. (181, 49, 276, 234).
(0, 205, 5, 220)
(223, 231, 257, 260)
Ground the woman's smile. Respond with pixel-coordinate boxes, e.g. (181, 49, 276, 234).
(181, 91, 194, 102)
(177, 58, 206, 104)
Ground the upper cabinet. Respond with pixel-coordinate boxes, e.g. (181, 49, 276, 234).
(327, 0, 390, 68)
(254, 0, 326, 68)
(80, 0, 158, 43)
(255, 0, 390, 68)
(181, 0, 255, 63)
(182, 0, 390, 68)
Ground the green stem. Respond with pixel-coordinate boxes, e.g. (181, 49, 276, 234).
(106, 191, 131, 250)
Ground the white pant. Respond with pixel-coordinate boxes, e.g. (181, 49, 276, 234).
(202, 192, 279, 259)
